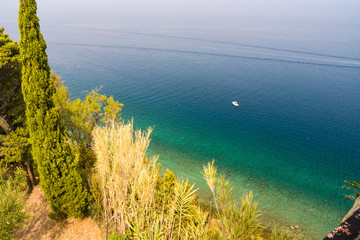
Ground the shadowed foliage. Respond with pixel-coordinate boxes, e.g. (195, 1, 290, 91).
(0, 27, 24, 134)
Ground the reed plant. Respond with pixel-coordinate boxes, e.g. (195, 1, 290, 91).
(92, 121, 290, 239)
(92, 121, 158, 234)
(91, 121, 211, 239)
(270, 228, 298, 240)
(203, 160, 263, 240)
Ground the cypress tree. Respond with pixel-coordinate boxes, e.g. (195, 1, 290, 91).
(19, 0, 90, 218)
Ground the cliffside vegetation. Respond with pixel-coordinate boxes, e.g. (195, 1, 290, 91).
(0, 28, 24, 134)
(19, 0, 90, 219)
(0, 27, 36, 193)
(0, 0, 317, 239)
(0, 168, 29, 240)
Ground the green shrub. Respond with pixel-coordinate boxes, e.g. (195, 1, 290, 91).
(0, 27, 25, 133)
(52, 71, 123, 146)
(51, 71, 123, 219)
(0, 127, 35, 192)
(0, 168, 29, 240)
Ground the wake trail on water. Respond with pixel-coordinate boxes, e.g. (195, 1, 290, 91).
(50, 41, 360, 69)
(89, 28, 360, 62)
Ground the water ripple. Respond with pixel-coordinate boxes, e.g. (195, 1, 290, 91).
(89, 28, 360, 62)
(49, 41, 360, 69)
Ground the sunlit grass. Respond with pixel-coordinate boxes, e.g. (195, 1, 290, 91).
(91, 121, 299, 239)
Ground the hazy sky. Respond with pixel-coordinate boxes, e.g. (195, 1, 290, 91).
(1, 0, 359, 51)
(2, 0, 359, 28)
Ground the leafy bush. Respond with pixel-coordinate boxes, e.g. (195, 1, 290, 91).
(0, 127, 35, 192)
(0, 27, 25, 134)
(52, 72, 123, 218)
(52, 72, 123, 146)
(0, 168, 29, 240)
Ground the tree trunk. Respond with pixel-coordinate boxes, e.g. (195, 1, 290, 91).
(323, 198, 360, 240)
(20, 162, 35, 193)
(25, 162, 36, 189)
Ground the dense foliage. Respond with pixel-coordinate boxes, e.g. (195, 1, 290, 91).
(51, 71, 123, 187)
(0, 28, 35, 192)
(52, 72, 123, 146)
(0, 127, 35, 192)
(0, 27, 24, 134)
(0, 168, 29, 240)
(19, 0, 90, 218)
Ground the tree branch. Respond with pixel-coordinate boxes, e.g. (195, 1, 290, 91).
(0, 116, 11, 134)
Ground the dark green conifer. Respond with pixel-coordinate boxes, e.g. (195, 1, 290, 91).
(18, 0, 90, 218)
(0, 27, 24, 133)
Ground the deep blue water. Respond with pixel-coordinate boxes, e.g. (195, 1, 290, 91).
(2, 0, 360, 238)
(47, 26, 360, 238)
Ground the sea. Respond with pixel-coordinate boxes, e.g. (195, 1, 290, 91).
(1, 0, 360, 238)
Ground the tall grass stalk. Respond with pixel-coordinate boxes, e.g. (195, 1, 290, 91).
(92, 121, 159, 234)
(92, 122, 283, 239)
(92, 121, 209, 239)
(203, 160, 263, 240)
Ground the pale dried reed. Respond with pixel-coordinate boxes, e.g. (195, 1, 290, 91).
(92, 121, 159, 235)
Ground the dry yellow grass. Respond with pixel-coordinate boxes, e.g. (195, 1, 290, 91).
(14, 186, 103, 240)
(92, 121, 160, 235)
(92, 121, 208, 239)
(12, 121, 298, 240)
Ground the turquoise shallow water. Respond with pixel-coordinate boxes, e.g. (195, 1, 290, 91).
(38, 26, 359, 238)
(2, 2, 360, 236)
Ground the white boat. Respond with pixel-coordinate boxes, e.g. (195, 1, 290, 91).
(232, 101, 239, 107)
